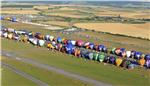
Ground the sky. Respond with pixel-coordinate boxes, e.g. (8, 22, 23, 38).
(2, 0, 150, 2)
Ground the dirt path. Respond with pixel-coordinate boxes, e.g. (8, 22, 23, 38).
(2, 62, 49, 86)
(2, 51, 112, 86)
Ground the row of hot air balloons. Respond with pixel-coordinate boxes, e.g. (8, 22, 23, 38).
(1, 26, 150, 69)
(1, 16, 17, 22)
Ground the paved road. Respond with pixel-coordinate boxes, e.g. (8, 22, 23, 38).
(2, 51, 112, 86)
(2, 62, 49, 86)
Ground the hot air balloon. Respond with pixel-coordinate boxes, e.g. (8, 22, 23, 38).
(121, 59, 131, 68)
(71, 40, 76, 46)
(109, 56, 116, 64)
(88, 52, 94, 60)
(76, 40, 84, 47)
(65, 44, 74, 54)
(57, 37, 62, 43)
(139, 58, 145, 66)
(126, 51, 131, 58)
(0, 16, 4, 20)
(84, 42, 90, 49)
(97, 53, 105, 62)
(7, 28, 15, 33)
(38, 40, 45, 47)
(134, 52, 142, 60)
(11, 17, 17, 22)
(45, 34, 50, 41)
(146, 60, 150, 68)
(7, 33, 13, 39)
(115, 58, 123, 66)
(93, 52, 99, 61)
(13, 34, 20, 41)
(89, 43, 94, 49)
(111, 48, 116, 54)
(145, 54, 150, 61)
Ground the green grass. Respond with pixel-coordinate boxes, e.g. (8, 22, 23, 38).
(1, 65, 37, 86)
(2, 56, 91, 86)
(2, 38, 150, 86)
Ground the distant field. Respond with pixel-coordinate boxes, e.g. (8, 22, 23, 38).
(96, 11, 149, 19)
(1, 9, 40, 14)
(39, 21, 70, 27)
(74, 22, 150, 40)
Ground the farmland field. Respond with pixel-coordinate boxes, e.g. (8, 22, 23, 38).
(74, 23, 150, 40)
(1, 9, 40, 15)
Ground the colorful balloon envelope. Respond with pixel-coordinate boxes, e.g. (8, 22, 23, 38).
(38, 40, 45, 46)
(57, 37, 62, 43)
(139, 58, 145, 66)
(98, 53, 105, 62)
(116, 58, 123, 66)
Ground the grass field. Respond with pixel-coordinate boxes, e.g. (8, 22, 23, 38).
(1, 65, 37, 86)
(74, 22, 150, 40)
(2, 56, 90, 86)
(38, 20, 70, 27)
(2, 38, 150, 86)
(1, 9, 40, 14)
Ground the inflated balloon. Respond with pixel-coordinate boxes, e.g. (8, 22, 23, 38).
(88, 52, 93, 60)
(71, 40, 76, 45)
(76, 40, 84, 47)
(45, 35, 50, 41)
(146, 60, 150, 68)
(98, 53, 105, 62)
(11, 17, 17, 22)
(65, 44, 74, 54)
(0, 31, 3, 37)
(111, 48, 116, 54)
(115, 48, 121, 55)
(57, 37, 62, 43)
(134, 52, 142, 60)
(126, 51, 131, 58)
(32, 38, 38, 45)
(7, 28, 15, 33)
(47, 43, 55, 49)
(98, 45, 104, 51)
(13, 34, 20, 40)
(139, 58, 145, 66)
(49, 36, 54, 41)
(109, 56, 116, 64)
(93, 52, 99, 61)
(116, 58, 123, 66)
(8, 33, 13, 39)
(145, 54, 150, 60)
(38, 40, 45, 46)
(89, 43, 94, 49)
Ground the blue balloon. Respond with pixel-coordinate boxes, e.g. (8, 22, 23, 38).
(0, 16, 4, 20)
(12, 17, 17, 22)
(89, 43, 94, 49)
(134, 52, 142, 60)
(98, 45, 104, 51)
(65, 44, 74, 54)
(145, 54, 150, 60)
(57, 37, 62, 43)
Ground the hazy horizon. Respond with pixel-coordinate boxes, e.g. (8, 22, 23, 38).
(2, 0, 150, 2)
